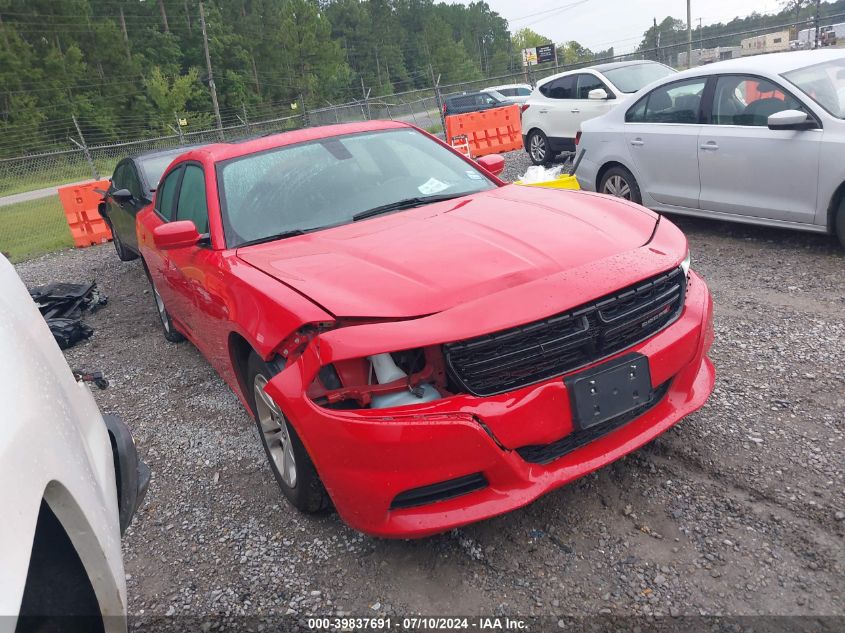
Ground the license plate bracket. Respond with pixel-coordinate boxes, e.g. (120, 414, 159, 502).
(564, 353, 653, 430)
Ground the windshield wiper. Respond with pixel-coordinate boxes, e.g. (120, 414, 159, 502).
(237, 228, 315, 248)
(352, 193, 467, 222)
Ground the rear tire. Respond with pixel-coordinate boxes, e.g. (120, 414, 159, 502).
(599, 166, 642, 205)
(112, 229, 138, 262)
(247, 353, 330, 514)
(527, 129, 553, 166)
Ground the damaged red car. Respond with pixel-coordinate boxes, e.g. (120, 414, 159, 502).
(136, 121, 715, 538)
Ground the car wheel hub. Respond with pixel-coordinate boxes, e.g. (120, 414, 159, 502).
(530, 134, 546, 161)
(152, 286, 169, 332)
(604, 175, 631, 199)
(253, 374, 297, 488)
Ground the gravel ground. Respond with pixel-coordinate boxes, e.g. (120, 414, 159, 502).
(14, 149, 845, 624)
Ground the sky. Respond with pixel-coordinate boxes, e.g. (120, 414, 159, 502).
(461, 0, 781, 54)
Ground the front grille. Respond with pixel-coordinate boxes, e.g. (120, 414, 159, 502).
(516, 380, 671, 465)
(390, 473, 488, 510)
(444, 267, 686, 397)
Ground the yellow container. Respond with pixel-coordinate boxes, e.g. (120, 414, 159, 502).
(514, 174, 580, 190)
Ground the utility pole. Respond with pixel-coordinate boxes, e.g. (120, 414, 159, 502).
(158, 0, 170, 33)
(814, 0, 821, 48)
(199, 2, 224, 140)
(686, 0, 693, 69)
(119, 7, 131, 61)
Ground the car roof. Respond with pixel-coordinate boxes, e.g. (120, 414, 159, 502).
(670, 48, 845, 79)
(179, 120, 410, 163)
(485, 83, 530, 90)
(130, 144, 205, 162)
(537, 59, 666, 85)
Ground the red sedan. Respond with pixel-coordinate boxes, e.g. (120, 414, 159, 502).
(136, 120, 714, 538)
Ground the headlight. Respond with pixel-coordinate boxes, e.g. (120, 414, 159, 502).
(680, 251, 691, 278)
(310, 347, 447, 410)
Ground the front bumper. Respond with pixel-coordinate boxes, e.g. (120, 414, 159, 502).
(103, 414, 150, 535)
(265, 271, 714, 538)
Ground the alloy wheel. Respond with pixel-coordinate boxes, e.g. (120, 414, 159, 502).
(152, 286, 170, 332)
(253, 374, 297, 488)
(529, 133, 546, 162)
(603, 175, 632, 200)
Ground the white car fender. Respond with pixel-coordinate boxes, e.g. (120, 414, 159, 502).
(0, 256, 127, 630)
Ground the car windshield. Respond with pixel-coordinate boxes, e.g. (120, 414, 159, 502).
(782, 57, 845, 119)
(217, 128, 496, 247)
(603, 63, 677, 93)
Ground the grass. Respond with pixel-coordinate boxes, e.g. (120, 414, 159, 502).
(0, 194, 74, 262)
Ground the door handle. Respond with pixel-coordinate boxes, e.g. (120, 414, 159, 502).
(700, 141, 719, 150)
(630, 138, 644, 147)
(571, 109, 580, 114)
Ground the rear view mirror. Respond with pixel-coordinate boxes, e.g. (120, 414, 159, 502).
(768, 109, 815, 130)
(152, 220, 201, 250)
(476, 154, 505, 177)
(588, 88, 609, 100)
(111, 188, 133, 203)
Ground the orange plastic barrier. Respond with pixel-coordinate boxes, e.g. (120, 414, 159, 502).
(57, 180, 113, 248)
(445, 105, 523, 158)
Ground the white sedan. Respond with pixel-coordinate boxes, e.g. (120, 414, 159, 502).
(576, 49, 845, 247)
(0, 254, 148, 632)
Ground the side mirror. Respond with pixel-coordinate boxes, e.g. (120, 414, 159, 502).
(153, 220, 201, 250)
(476, 154, 505, 177)
(111, 188, 133, 203)
(768, 109, 816, 130)
(588, 88, 609, 100)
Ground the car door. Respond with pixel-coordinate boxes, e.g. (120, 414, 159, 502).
(574, 73, 616, 128)
(537, 75, 577, 138)
(156, 163, 215, 339)
(623, 77, 708, 208)
(107, 161, 147, 252)
(697, 74, 821, 223)
(106, 162, 131, 239)
(120, 162, 147, 252)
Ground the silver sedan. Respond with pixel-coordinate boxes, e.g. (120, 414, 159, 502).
(576, 49, 845, 247)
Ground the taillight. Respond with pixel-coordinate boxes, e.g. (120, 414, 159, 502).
(575, 131, 581, 145)
(520, 104, 530, 114)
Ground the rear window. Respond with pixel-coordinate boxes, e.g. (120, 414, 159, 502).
(604, 62, 677, 93)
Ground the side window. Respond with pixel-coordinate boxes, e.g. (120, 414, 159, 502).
(576, 74, 610, 99)
(712, 75, 806, 126)
(124, 164, 144, 200)
(176, 165, 209, 234)
(111, 163, 127, 190)
(155, 166, 183, 221)
(642, 78, 707, 124)
(626, 97, 648, 122)
(539, 75, 575, 99)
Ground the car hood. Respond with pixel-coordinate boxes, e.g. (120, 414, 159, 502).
(236, 186, 658, 319)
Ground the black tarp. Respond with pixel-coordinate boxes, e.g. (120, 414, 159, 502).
(29, 282, 107, 349)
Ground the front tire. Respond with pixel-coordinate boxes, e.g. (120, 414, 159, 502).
(599, 166, 642, 204)
(835, 197, 845, 249)
(527, 129, 553, 166)
(247, 353, 330, 514)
